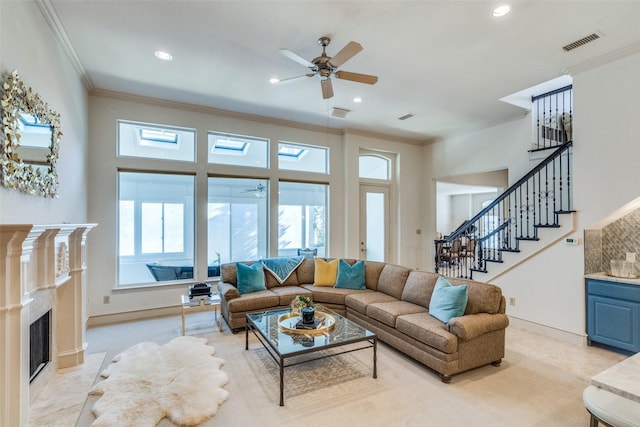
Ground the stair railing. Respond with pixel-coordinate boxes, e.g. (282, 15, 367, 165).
(435, 141, 573, 279)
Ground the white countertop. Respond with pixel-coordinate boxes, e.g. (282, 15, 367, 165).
(585, 272, 640, 286)
(591, 351, 640, 403)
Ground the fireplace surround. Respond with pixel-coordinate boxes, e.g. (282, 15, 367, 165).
(0, 224, 95, 427)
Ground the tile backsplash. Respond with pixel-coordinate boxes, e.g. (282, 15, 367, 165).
(585, 208, 640, 274)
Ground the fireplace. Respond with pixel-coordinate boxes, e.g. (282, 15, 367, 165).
(29, 310, 51, 383)
(0, 224, 95, 427)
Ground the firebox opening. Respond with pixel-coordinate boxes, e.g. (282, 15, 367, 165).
(29, 310, 51, 383)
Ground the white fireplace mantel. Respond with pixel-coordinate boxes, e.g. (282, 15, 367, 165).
(0, 223, 96, 427)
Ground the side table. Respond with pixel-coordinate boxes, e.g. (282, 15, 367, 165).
(181, 294, 222, 335)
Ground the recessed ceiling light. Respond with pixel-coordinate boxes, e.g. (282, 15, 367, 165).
(492, 5, 511, 17)
(154, 50, 173, 61)
(353, 97, 362, 103)
(269, 78, 280, 84)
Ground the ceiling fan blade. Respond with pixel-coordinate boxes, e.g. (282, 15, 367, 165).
(321, 78, 334, 99)
(278, 48, 315, 68)
(327, 41, 363, 68)
(275, 74, 314, 84)
(335, 70, 379, 85)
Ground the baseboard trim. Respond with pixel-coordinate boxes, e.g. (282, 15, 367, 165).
(87, 306, 181, 327)
(508, 315, 587, 347)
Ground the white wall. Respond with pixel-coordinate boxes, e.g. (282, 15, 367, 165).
(427, 51, 640, 337)
(87, 94, 425, 317)
(573, 52, 640, 229)
(0, 1, 88, 224)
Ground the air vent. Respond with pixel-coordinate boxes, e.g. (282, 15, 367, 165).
(562, 33, 601, 51)
(398, 113, 414, 121)
(328, 107, 350, 119)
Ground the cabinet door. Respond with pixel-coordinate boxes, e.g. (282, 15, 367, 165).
(587, 294, 640, 353)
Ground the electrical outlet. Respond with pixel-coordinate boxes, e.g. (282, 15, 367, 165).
(103, 295, 110, 304)
(509, 297, 516, 306)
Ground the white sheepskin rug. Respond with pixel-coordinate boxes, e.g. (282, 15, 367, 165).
(89, 336, 229, 426)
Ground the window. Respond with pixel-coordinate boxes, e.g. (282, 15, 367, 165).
(118, 172, 195, 286)
(278, 141, 328, 173)
(359, 154, 390, 180)
(207, 177, 268, 274)
(118, 121, 195, 161)
(208, 131, 268, 168)
(278, 182, 327, 257)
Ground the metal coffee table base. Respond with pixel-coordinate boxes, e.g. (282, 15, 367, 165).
(245, 322, 377, 406)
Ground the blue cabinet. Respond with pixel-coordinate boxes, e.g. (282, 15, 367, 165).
(586, 278, 640, 354)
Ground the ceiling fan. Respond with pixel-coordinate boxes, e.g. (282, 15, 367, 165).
(242, 183, 266, 198)
(277, 36, 378, 99)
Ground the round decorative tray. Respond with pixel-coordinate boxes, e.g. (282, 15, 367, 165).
(278, 311, 336, 335)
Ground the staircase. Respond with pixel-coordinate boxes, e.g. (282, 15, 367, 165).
(435, 141, 574, 281)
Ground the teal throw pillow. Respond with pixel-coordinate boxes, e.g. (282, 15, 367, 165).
(236, 262, 266, 295)
(429, 276, 468, 323)
(334, 259, 366, 290)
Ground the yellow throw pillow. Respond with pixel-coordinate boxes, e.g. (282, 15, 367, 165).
(314, 258, 339, 287)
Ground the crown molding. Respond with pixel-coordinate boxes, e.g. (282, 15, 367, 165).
(564, 40, 640, 76)
(343, 128, 429, 146)
(35, 0, 94, 90)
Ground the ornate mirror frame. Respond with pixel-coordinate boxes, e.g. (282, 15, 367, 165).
(1, 70, 61, 197)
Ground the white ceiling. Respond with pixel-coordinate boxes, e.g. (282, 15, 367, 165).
(46, 0, 640, 143)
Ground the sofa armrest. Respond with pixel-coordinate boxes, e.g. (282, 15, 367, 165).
(218, 281, 240, 301)
(448, 313, 509, 341)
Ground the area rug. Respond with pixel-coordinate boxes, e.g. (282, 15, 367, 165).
(89, 336, 228, 427)
(249, 347, 371, 399)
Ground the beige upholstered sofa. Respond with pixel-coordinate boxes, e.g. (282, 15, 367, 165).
(218, 258, 509, 382)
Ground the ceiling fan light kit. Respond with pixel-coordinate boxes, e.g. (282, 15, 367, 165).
(278, 36, 378, 99)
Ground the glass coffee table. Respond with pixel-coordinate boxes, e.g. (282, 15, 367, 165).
(245, 305, 377, 406)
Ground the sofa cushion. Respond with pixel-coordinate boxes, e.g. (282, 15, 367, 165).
(301, 284, 370, 305)
(314, 258, 339, 287)
(401, 271, 439, 308)
(396, 312, 458, 354)
(367, 301, 428, 328)
(364, 261, 386, 291)
(335, 259, 366, 290)
(446, 278, 503, 314)
(237, 262, 267, 295)
(376, 264, 411, 300)
(227, 289, 280, 312)
(261, 256, 304, 284)
(221, 261, 245, 286)
(345, 291, 398, 315)
(429, 277, 468, 323)
(269, 286, 313, 306)
(296, 258, 315, 285)
(264, 268, 299, 289)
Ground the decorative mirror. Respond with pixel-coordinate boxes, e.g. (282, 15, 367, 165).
(1, 70, 61, 197)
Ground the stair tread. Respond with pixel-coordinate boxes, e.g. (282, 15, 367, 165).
(516, 237, 540, 241)
(534, 224, 560, 228)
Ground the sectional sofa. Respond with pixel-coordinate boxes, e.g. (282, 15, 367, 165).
(218, 258, 509, 382)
